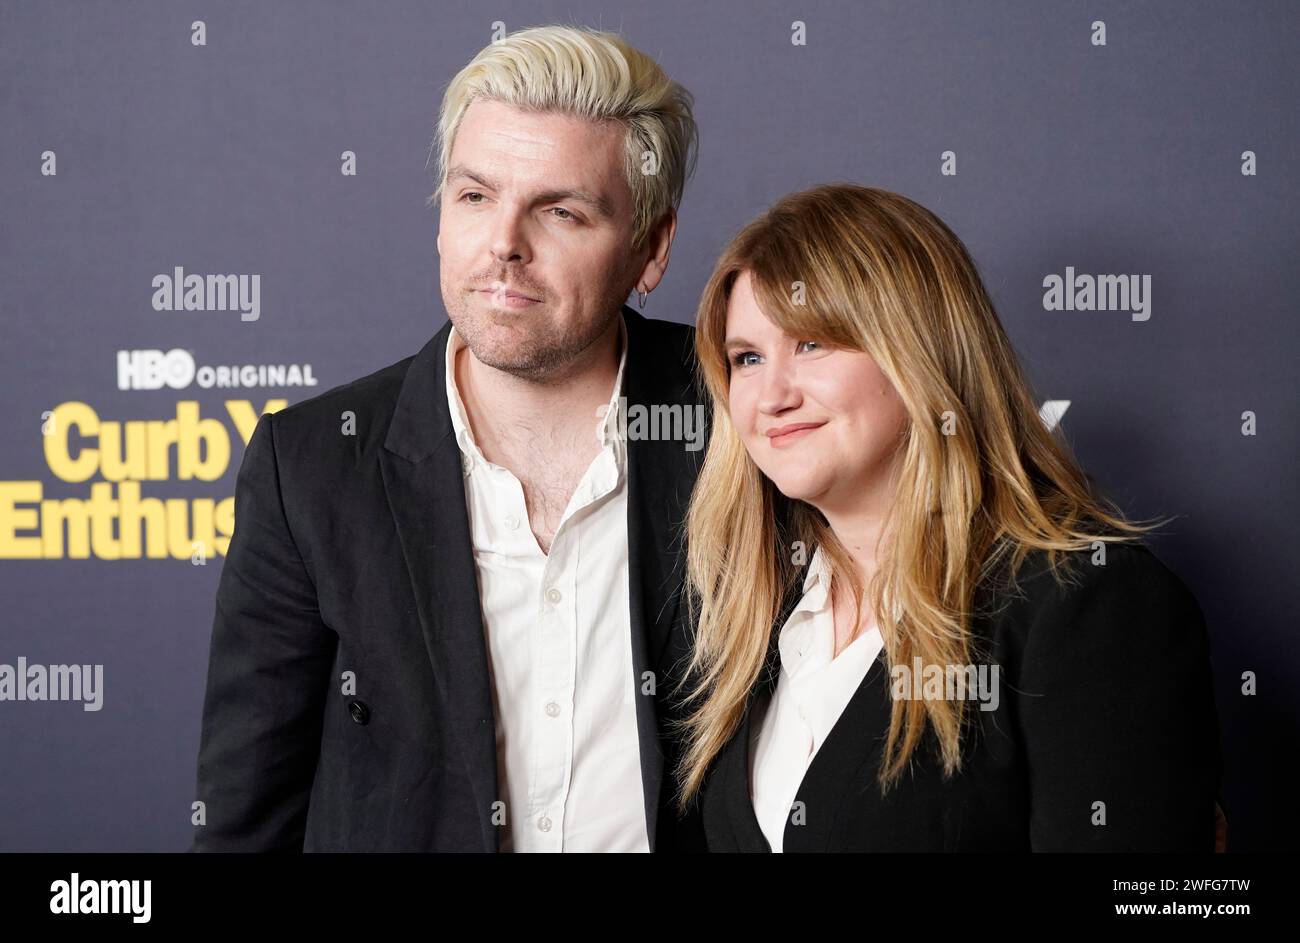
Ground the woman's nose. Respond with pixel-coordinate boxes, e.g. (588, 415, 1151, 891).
(756, 361, 801, 415)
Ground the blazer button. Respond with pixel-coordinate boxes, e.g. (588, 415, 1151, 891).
(348, 700, 370, 725)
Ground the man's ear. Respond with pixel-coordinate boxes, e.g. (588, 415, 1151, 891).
(633, 209, 678, 295)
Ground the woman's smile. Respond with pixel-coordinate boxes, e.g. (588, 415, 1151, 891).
(766, 421, 826, 447)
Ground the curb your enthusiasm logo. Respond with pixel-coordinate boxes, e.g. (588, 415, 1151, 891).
(0, 398, 286, 561)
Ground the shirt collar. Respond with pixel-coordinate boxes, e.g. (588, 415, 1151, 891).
(792, 544, 832, 616)
(599, 311, 629, 453)
(445, 310, 629, 472)
(788, 544, 903, 626)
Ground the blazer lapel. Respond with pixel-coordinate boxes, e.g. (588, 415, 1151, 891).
(720, 560, 811, 852)
(725, 563, 895, 852)
(379, 319, 499, 852)
(620, 306, 707, 851)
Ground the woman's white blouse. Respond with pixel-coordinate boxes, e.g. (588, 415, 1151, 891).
(748, 545, 883, 852)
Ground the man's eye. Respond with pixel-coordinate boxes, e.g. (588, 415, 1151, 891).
(550, 207, 576, 222)
(461, 192, 484, 204)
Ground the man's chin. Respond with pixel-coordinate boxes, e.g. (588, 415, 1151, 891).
(463, 333, 557, 376)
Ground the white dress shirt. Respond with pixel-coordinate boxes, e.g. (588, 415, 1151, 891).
(749, 545, 884, 852)
(445, 312, 648, 852)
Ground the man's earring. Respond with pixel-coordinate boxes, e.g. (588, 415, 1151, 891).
(636, 286, 648, 310)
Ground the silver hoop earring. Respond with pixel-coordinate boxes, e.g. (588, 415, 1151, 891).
(636, 287, 648, 309)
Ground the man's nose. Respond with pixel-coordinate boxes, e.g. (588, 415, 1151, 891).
(489, 205, 531, 264)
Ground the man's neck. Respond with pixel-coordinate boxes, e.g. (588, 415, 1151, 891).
(455, 314, 623, 464)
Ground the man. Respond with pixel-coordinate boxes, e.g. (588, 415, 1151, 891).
(190, 25, 706, 851)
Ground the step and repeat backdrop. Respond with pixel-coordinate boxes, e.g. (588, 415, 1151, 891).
(0, 1, 1295, 851)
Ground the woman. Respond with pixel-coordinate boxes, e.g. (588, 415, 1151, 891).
(671, 184, 1223, 852)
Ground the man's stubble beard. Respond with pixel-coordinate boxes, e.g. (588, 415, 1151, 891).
(445, 281, 629, 385)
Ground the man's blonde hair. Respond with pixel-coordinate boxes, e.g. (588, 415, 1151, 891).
(427, 25, 698, 251)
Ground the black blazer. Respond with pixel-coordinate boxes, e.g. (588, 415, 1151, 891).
(700, 541, 1224, 851)
(190, 306, 709, 852)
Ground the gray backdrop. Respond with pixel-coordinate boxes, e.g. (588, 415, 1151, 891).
(0, 0, 1295, 851)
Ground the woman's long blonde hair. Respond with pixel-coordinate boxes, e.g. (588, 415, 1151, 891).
(673, 183, 1169, 812)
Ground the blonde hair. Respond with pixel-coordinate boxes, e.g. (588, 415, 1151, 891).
(426, 25, 699, 251)
(673, 183, 1171, 812)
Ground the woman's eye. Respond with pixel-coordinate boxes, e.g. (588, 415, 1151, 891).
(730, 351, 760, 368)
(461, 191, 484, 204)
(799, 340, 821, 353)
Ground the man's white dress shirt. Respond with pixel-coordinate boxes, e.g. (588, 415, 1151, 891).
(748, 545, 884, 852)
(444, 312, 649, 852)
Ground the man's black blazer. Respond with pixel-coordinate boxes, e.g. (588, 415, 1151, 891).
(699, 541, 1224, 852)
(190, 306, 709, 852)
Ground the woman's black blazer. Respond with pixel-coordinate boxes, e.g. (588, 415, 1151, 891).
(698, 541, 1223, 852)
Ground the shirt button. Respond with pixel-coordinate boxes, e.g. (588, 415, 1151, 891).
(505, 514, 520, 530)
(537, 814, 552, 833)
(544, 701, 561, 718)
(545, 587, 562, 605)
(461, 456, 472, 476)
